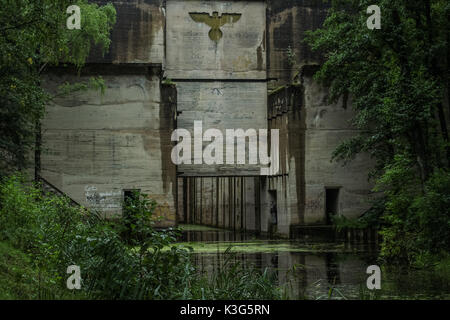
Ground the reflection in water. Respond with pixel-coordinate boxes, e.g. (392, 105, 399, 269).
(325, 253, 340, 286)
(178, 225, 450, 300)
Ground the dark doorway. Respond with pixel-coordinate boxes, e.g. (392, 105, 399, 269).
(325, 188, 340, 224)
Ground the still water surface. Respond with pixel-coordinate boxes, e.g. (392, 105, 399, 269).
(176, 225, 450, 300)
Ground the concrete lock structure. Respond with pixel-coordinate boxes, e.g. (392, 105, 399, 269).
(38, 0, 375, 237)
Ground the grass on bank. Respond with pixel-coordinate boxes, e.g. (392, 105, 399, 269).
(0, 241, 85, 299)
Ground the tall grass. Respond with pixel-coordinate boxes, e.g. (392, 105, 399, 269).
(190, 247, 282, 300)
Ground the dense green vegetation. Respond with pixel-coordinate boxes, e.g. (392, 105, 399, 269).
(0, 175, 281, 300)
(306, 0, 450, 266)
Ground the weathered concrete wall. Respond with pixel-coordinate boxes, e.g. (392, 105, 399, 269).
(176, 81, 267, 176)
(302, 72, 374, 224)
(264, 1, 373, 233)
(267, 0, 330, 86)
(168, 1, 268, 228)
(88, 0, 165, 64)
(263, 85, 305, 235)
(263, 75, 373, 232)
(41, 67, 177, 226)
(166, 0, 267, 176)
(40, 1, 176, 225)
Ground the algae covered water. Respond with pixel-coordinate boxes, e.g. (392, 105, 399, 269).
(175, 225, 450, 300)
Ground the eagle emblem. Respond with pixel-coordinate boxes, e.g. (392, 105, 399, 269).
(189, 12, 242, 41)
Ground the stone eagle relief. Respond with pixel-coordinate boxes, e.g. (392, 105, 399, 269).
(189, 11, 242, 41)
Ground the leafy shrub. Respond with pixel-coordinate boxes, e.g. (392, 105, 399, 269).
(376, 157, 450, 265)
(411, 170, 450, 254)
(0, 175, 193, 298)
